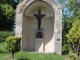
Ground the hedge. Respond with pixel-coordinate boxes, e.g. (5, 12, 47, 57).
(0, 31, 15, 42)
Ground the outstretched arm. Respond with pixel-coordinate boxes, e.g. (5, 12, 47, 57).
(41, 15, 46, 18)
(33, 14, 38, 19)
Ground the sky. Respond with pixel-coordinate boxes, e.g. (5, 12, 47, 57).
(14, 0, 18, 2)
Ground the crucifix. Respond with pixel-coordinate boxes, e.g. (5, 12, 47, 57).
(33, 9, 46, 30)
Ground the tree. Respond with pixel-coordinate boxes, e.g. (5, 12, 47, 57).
(0, 4, 15, 31)
(57, 0, 80, 54)
(18, 0, 23, 3)
(66, 19, 80, 60)
(0, 0, 18, 9)
(5, 36, 21, 59)
(68, 0, 80, 17)
(0, 0, 19, 31)
(62, 16, 75, 54)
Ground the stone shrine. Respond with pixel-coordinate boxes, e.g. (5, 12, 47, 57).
(15, 0, 62, 55)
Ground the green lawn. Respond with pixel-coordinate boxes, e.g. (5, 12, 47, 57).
(0, 42, 67, 60)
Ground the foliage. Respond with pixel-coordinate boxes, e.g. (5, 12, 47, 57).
(0, 42, 10, 60)
(0, 0, 19, 31)
(57, 0, 80, 55)
(18, 0, 23, 3)
(0, 4, 15, 31)
(68, 51, 76, 60)
(0, 31, 15, 42)
(62, 16, 76, 54)
(67, 0, 80, 17)
(5, 36, 21, 59)
(66, 19, 80, 60)
(0, 0, 18, 9)
(62, 44, 69, 54)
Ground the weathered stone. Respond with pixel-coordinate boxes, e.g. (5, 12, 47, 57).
(15, 0, 62, 55)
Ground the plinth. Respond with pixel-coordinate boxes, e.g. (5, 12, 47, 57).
(35, 28, 44, 52)
(35, 38, 43, 52)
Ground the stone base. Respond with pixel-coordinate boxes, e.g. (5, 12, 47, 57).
(35, 38, 43, 52)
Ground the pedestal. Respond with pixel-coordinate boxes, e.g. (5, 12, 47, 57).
(35, 38, 43, 52)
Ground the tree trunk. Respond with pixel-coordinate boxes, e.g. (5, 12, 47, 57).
(76, 53, 78, 60)
(76, 44, 79, 60)
(12, 52, 14, 60)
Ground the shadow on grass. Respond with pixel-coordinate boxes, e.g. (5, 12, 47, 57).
(0, 50, 9, 54)
(18, 58, 30, 60)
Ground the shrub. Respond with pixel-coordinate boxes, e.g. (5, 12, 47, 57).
(5, 36, 21, 59)
(68, 51, 76, 60)
(0, 31, 15, 42)
(62, 44, 69, 54)
(66, 19, 80, 60)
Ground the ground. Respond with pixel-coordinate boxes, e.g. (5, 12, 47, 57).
(0, 42, 67, 60)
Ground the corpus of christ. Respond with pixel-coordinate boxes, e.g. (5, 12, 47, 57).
(34, 9, 46, 38)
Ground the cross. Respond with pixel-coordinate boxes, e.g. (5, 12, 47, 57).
(33, 9, 46, 30)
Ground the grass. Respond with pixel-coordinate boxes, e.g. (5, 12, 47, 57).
(15, 52, 67, 60)
(0, 42, 67, 60)
(0, 42, 11, 60)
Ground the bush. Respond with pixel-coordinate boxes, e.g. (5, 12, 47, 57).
(0, 31, 15, 42)
(62, 44, 69, 54)
(5, 36, 21, 59)
(68, 51, 76, 60)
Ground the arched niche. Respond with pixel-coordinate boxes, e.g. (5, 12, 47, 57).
(22, 1, 55, 52)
